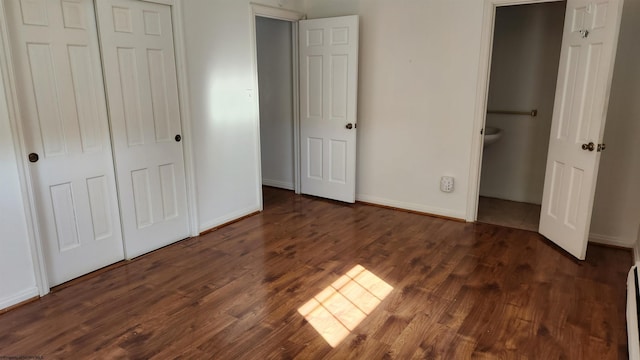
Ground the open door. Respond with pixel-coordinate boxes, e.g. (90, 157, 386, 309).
(299, 16, 359, 203)
(539, 0, 623, 259)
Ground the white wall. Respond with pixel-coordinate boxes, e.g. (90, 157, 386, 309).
(479, 2, 564, 204)
(590, 0, 640, 247)
(304, 0, 484, 219)
(256, 17, 295, 190)
(0, 65, 38, 309)
(181, 0, 304, 231)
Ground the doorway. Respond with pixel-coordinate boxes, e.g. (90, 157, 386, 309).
(255, 16, 296, 198)
(252, 8, 360, 206)
(477, 1, 566, 231)
(251, 6, 304, 209)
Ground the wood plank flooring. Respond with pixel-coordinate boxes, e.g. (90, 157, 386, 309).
(0, 187, 632, 359)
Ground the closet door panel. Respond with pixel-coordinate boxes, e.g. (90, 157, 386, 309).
(96, 0, 190, 258)
(5, 0, 124, 286)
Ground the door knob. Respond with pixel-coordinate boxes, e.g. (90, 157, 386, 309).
(579, 29, 590, 38)
(581, 142, 595, 151)
(345, 123, 353, 129)
(28, 153, 39, 163)
(175, 134, 181, 142)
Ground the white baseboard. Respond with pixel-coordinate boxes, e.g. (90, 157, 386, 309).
(0, 286, 38, 310)
(589, 233, 634, 249)
(355, 194, 466, 220)
(262, 178, 294, 190)
(198, 205, 260, 233)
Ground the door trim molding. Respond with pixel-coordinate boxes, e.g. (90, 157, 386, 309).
(250, 3, 305, 22)
(171, 0, 199, 237)
(466, 0, 564, 222)
(0, 1, 49, 296)
(292, 21, 301, 195)
(250, 4, 305, 210)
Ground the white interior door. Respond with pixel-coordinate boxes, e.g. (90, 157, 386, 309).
(96, 0, 189, 258)
(5, 0, 125, 286)
(539, 0, 623, 260)
(299, 16, 359, 203)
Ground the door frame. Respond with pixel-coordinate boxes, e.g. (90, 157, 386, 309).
(0, 0, 198, 295)
(165, 0, 200, 240)
(0, 0, 48, 295)
(466, 0, 565, 222)
(249, 4, 305, 210)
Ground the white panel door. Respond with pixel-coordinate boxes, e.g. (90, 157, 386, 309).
(539, 0, 623, 259)
(5, 0, 124, 286)
(299, 16, 359, 203)
(96, 0, 189, 258)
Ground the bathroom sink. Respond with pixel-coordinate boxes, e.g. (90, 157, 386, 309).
(484, 126, 502, 147)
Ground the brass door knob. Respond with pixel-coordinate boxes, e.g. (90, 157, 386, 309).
(28, 153, 39, 163)
(345, 123, 353, 129)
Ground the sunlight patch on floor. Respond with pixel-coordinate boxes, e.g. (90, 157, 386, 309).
(297, 265, 393, 347)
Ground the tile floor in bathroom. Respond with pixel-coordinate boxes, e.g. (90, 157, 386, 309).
(476, 196, 541, 232)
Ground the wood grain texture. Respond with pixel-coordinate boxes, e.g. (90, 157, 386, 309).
(0, 187, 631, 359)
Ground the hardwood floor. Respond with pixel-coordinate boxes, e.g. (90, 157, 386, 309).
(0, 187, 632, 359)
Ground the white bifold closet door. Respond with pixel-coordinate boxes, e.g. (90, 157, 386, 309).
(5, 0, 125, 286)
(96, 0, 190, 258)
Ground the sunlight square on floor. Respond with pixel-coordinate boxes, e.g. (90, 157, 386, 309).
(297, 265, 394, 347)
